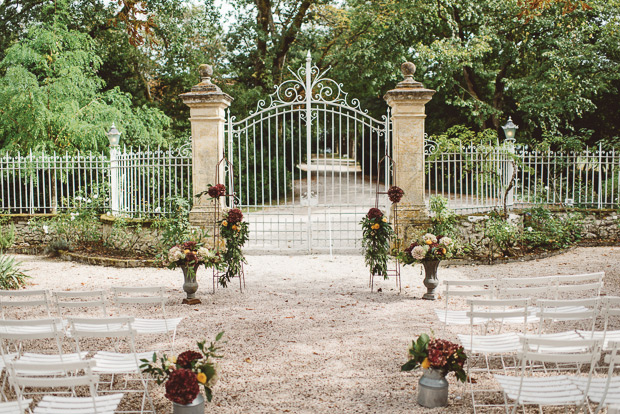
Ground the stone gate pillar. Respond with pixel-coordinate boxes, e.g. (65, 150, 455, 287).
(384, 62, 435, 243)
(180, 64, 233, 228)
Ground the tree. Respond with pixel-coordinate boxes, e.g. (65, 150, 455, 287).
(0, 23, 170, 152)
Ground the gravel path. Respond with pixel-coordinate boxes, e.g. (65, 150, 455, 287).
(12, 246, 620, 413)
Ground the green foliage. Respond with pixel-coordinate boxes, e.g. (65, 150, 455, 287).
(104, 216, 148, 254)
(0, 216, 15, 250)
(360, 208, 394, 278)
(401, 333, 467, 383)
(522, 206, 584, 249)
(481, 211, 521, 258)
(151, 197, 192, 250)
(428, 196, 459, 238)
(0, 254, 29, 290)
(401, 333, 430, 372)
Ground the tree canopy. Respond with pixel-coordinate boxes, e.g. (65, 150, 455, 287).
(0, 0, 617, 150)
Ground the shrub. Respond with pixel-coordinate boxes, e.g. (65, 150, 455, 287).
(0, 254, 29, 289)
(522, 207, 583, 250)
(0, 217, 15, 250)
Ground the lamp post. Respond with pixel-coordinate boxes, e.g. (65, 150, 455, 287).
(501, 117, 518, 209)
(107, 123, 121, 216)
(502, 116, 518, 142)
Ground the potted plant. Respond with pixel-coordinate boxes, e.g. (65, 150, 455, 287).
(165, 240, 222, 302)
(140, 332, 224, 413)
(398, 233, 455, 300)
(401, 333, 467, 408)
(360, 207, 395, 279)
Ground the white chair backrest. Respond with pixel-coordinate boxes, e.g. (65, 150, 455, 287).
(496, 275, 558, 299)
(0, 318, 65, 358)
(467, 298, 532, 333)
(6, 359, 99, 389)
(67, 316, 136, 339)
(536, 297, 601, 334)
(603, 297, 620, 331)
(111, 286, 168, 316)
(52, 290, 108, 318)
(0, 290, 52, 319)
(555, 272, 604, 298)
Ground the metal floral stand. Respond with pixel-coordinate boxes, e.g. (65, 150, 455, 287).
(211, 157, 246, 293)
(369, 155, 401, 292)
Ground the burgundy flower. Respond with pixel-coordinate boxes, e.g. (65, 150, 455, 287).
(387, 186, 404, 203)
(367, 208, 383, 220)
(208, 184, 226, 198)
(176, 350, 203, 369)
(165, 368, 199, 405)
(227, 208, 244, 224)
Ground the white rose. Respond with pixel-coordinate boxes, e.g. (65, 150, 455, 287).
(412, 246, 427, 260)
(440, 237, 452, 246)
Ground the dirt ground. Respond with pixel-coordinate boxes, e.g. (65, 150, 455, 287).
(12, 246, 620, 413)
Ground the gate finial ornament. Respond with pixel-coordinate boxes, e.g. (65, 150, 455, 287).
(397, 61, 422, 89)
(191, 64, 221, 93)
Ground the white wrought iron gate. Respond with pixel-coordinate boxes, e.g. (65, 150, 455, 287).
(226, 52, 391, 253)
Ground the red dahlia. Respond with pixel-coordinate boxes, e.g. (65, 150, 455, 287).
(367, 208, 383, 220)
(176, 350, 203, 369)
(387, 186, 404, 203)
(207, 184, 226, 198)
(164, 368, 200, 405)
(227, 208, 244, 224)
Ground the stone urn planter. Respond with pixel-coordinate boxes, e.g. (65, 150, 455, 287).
(421, 259, 441, 300)
(172, 393, 205, 414)
(417, 368, 449, 408)
(181, 265, 201, 304)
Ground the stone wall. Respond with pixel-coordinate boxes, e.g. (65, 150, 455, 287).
(3, 214, 162, 256)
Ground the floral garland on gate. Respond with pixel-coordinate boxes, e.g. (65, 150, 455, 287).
(205, 184, 250, 287)
(218, 208, 249, 287)
(360, 207, 394, 278)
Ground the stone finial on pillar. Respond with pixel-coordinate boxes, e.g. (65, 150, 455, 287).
(384, 62, 435, 243)
(180, 64, 233, 228)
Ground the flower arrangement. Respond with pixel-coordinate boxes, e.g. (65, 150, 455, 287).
(360, 207, 395, 278)
(399, 233, 455, 265)
(218, 208, 249, 287)
(401, 333, 467, 382)
(140, 332, 224, 404)
(387, 186, 404, 203)
(165, 240, 222, 277)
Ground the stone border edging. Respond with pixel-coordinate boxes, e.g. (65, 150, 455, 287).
(441, 247, 574, 267)
(56, 251, 160, 268)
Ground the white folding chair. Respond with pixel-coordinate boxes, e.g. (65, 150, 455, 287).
(578, 296, 620, 350)
(460, 298, 533, 413)
(66, 317, 154, 414)
(0, 291, 52, 320)
(111, 287, 183, 352)
(434, 278, 495, 332)
(5, 359, 123, 414)
(494, 337, 602, 414)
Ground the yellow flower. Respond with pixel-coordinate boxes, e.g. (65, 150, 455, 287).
(371, 223, 380, 230)
(196, 372, 207, 384)
(382, 217, 387, 222)
(167, 356, 177, 364)
(442, 248, 446, 254)
(232, 225, 238, 231)
(425, 240, 432, 245)
(421, 358, 430, 369)
(222, 220, 228, 227)
(184, 249, 190, 254)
